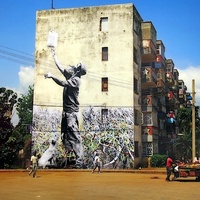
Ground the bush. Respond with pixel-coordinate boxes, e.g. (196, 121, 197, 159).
(150, 154, 167, 167)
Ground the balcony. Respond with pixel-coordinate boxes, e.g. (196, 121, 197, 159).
(179, 89, 185, 99)
(142, 39, 157, 62)
(141, 66, 157, 89)
(155, 55, 165, 69)
(142, 126, 153, 142)
(142, 112, 158, 127)
(141, 95, 157, 112)
(157, 79, 166, 91)
(166, 72, 175, 86)
(166, 91, 176, 105)
(166, 111, 176, 124)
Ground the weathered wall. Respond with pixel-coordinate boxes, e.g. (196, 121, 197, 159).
(33, 4, 141, 169)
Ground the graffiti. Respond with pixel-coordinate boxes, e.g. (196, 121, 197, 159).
(82, 107, 134, 169)
(32, 106, 135, 169)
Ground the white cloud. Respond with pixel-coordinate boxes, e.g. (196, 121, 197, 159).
(11, 66, 34, 126)
(18, 66, 35, 94)
(178, 66, 200, 106)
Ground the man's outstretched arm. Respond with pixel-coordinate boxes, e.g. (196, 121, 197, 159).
(44, 72, 67, 87)
(51, 48, 65, 75)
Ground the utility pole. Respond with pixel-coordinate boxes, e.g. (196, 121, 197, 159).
(51, 0, 55, 9)
(192, 79, 196, 160)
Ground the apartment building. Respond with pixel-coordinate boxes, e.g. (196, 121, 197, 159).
(33, 3, 143, 168)
(32, 3, 190, 168)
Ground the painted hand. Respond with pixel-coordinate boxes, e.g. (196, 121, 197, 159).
(44, 72, 53, 79)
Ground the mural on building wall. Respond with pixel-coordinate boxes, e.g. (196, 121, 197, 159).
(81, 107, 134, 169)
(33, 47, 135, 169)
(32, 106, 135, 169)
(43, 48, 87, 169)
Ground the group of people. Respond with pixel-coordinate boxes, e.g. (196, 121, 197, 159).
(165, 154, 200, 181)
(28, 151, 102, 177)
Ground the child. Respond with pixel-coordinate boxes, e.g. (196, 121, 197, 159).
(29, 151, 38, 178)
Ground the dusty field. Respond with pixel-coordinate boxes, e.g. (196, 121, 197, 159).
(0, 169, 199, 200)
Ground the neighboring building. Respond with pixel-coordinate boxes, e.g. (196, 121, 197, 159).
(141, 21, 158, 163)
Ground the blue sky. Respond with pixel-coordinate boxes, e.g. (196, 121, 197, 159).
(1, 0, 200, 104)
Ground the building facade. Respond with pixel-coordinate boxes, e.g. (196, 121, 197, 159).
(33, 4, 144, 169)
(33, 3, 190, 169)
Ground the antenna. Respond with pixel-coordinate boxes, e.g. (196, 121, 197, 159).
(51, 0, 55, 9)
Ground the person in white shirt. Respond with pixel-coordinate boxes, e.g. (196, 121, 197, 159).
(29, 151, 38, 178)
(92, 153, 101, 174)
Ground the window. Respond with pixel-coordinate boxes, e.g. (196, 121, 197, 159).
(133, 16, 140, 34)
(134, 141, 139, 157)
(134, 47, 139, 64)
(102, 77, 108, 92)
(100, 17, 108, 31)
(143, 113, 152, 125)
(142, 142, 153, 156)
(101, 109, 108, 123)
(134, 109, 143, 125)
(102, 47, 108, 61)
(134, 77, 138, 94)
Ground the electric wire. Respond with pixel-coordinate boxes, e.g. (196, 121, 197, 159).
(0, 44, 200, 102)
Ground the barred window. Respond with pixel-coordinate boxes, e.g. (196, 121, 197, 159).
(142, 142, 153, 156)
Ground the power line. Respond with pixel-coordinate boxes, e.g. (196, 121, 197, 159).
(1, 44, 200, 98)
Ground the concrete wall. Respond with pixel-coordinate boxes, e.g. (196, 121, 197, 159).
(33, 4, 142, 169)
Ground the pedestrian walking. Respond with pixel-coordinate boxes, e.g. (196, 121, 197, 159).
(165, 155, 173, 181)
(29, 151, 38, 178)
(92, 153, 101, 174)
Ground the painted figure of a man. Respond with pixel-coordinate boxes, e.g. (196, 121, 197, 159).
(45, 48, 86, 169)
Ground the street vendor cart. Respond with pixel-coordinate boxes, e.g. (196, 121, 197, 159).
(173, 164, 200, 181)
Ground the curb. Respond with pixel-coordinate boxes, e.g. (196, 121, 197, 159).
(0, 168, 166, 174)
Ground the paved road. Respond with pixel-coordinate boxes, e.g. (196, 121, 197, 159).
(0, 169, 199, 200)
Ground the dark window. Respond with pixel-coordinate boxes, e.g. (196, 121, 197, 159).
(134, 77, 138, 94)
(134, 109, 143, 125)
(101, 109, 108, 123)
(134, 47, 139, 64)
(134, 17, 140, 34)
(102, 77, 108, 92)
(102, 47, 108, 61)
(134, 141, 139, 157)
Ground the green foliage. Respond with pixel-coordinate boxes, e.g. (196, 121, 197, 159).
(176, 108, 192, 134)
(174, 106, 200, 161)
(16, 85, 33, 125)
(0, 86, 33, 168)
(0, 87, 18, 168)
(150, 154, 167, 167)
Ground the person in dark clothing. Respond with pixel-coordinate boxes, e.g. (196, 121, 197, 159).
(45, 48, 86, 169)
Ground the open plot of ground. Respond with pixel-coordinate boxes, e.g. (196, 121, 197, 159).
(0, 170, 199, 200)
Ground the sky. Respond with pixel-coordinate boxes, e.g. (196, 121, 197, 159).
(1, 0, 200, 105)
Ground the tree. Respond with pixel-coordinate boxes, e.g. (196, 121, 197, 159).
(14, 85, 33, 168)
(0, 86, 34, 168)
(175, 106, 200, 161)
(0, 87, 18, 168)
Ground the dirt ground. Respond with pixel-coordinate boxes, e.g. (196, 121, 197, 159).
(0, 169, 199, 200)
